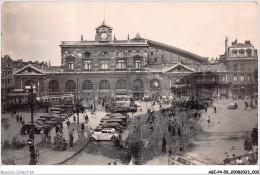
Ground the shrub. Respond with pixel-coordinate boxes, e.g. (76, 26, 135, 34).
(11, 137, 26, 149)
(2, 140, 11, 150)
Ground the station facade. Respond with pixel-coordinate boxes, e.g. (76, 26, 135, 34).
(11, 22, 258, 103)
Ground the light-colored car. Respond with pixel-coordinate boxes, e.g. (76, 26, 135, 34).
(135, 101, 141, 107)
(227, 103, 238, 109)
(91, 128, 119, 141)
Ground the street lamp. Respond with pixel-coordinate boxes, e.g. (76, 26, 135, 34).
(25, 85, 37, 165)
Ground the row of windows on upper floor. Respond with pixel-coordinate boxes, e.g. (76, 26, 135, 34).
(80, 51, 144, 58)
(232, 64, 255, 71)
(67, 59, 143, 70)
(233, 74, 252, 82)
(219, 74, 252, 82)
(230, 49, 253, 57)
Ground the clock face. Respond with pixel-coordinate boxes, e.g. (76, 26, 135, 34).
(101, 33, 107, 39)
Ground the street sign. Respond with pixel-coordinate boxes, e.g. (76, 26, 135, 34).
(27, 139, 33, 146)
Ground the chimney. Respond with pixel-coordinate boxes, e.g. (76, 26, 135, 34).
(128, 34, 130, 40)
(81, 35, 83, 41)
(245, 40, 251, 44)
(225, 38, 228, 57)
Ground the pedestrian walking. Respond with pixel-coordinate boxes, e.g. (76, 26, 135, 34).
(69, 129, 75, 147)
(207, 116, 211, 126)
(236, 156, 244, 165)
(44, 127, 49, 140)
(162, 137, 167, 153)
(16, 114, 19, 123)
(55, 125, 59, 134)
(214, 106, 217, 113)
(168, 123, 172, 133)
(21, 118, 25, 127)
(19, 115, 23, 124)
(85, 114, 89, 124)
(66, 120, 70, 129)
(223, 155, 231, 165)
(73, 115, 76, 123)
(171, 128, 175, 136)
(177, 128, 182, 137)
(245, 101, 248, 110)
(81, 122, 85, 132)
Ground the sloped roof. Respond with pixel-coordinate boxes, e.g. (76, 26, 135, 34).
(13, 64, 46, 75)
(95, 21, 113, 30)
(162, 63, 196, 73)
(147, 40, 207, 63)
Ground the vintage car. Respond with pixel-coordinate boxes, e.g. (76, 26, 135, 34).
(100, 122, 124, 133)
(91, 128, 119, 141)
(227, 103, 238, 109)
(20, 123, 44, 134)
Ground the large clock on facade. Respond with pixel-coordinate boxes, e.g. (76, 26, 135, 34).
(101, 33, 107, 39)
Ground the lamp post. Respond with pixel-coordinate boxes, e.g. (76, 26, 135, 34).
(76, 77, 79, 124)
(26, 85, 36, 165)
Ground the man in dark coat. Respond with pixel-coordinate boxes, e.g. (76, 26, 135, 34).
(55, 125, 59, 134)
(168, 124, 172, 133)
(162, 137, 167, 153)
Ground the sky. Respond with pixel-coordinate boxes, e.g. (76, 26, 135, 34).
(1, 1, 258, 66)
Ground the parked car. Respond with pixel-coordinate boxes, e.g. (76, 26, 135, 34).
(100, 114, 112, 123)
(20, 123, 44, 134)
(135, 101, 141, 107)
(227, 103, 238, 109)
(28, 121, 45, 126)
(106, 118, 127, 127)
(91, 128, 119, 141)
(101, 122, 124, 133)
(110, 115, 127, 124)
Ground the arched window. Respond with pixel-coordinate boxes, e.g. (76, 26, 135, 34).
(116, 79, 127, 89)
(246, 49, 252, 57)
(116, 52, 126, 57)
(133, 52, 143, 58)
(82, 80, 93, 90)
(65, 80, 76, 92)
(239, 49, 245, 57)
(83, 52, 91, 58)
(233, 64, 238, 71)
(49, 80, 59, 92)
(150, 79, 161, 91)
(133, 79, 144, 91)
(100, 52, 109, 58)
(99, 80, 110, 90)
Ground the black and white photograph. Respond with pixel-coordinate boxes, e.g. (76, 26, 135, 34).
(1, 1, 259, 174)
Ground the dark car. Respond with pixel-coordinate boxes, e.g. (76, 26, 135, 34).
(20, 124, 44, 134)
(101, 122, 124, 133)
(106, 118, 127, 127)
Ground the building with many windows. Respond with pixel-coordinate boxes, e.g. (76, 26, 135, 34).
(9, 22, 257, 104)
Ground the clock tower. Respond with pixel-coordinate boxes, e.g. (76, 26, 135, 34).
(95, 21, 113, 42)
